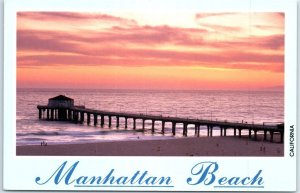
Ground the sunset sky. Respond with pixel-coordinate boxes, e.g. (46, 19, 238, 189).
(17, 11, 284, 90)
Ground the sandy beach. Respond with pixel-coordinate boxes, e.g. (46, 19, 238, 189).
(17, 135, 283, 156)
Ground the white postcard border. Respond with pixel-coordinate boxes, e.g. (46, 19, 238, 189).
(3, 0, 297, 191)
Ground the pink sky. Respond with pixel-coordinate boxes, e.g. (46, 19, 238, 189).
(17, 12, 284, 90)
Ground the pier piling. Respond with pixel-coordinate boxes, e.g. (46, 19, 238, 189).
(151, 120, 155, 133)
(125, 117, 128, 129)
(162, 121, 165, 134)
(142, 119, 145, 130)
(87, 113, 90, 125)
(94, 114, 97, 126)
(101, 115, 104, 127)
(80, 112, 84, 123)
(133, 118, 136, 130)
(108, 116, 112, 128)
(116, 116, 120, 128)
(172, 122, 176, 135)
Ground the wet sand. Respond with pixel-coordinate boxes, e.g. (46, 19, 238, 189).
(17, 135, 283, 156)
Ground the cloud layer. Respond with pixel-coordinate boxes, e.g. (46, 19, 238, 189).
(17, 12, 284, 74)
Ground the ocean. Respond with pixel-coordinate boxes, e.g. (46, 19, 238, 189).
(17, 88, 284, 146)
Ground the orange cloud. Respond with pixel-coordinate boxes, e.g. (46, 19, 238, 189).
(18, 12, 137, 26)
(17, 27, 284, 72)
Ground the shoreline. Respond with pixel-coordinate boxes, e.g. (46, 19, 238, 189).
(17, 135, 283, 156)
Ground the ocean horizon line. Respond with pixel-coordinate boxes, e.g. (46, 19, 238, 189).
(17, 87, 284, 92)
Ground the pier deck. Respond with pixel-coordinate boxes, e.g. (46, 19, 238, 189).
(37, 105, 284, 143)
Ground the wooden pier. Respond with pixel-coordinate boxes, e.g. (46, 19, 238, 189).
(37, 103, 284, 143)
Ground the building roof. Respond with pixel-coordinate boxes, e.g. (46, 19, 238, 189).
(49, 95, 73, 101)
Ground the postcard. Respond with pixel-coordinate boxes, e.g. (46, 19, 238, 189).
(3, 0, 297, 191)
